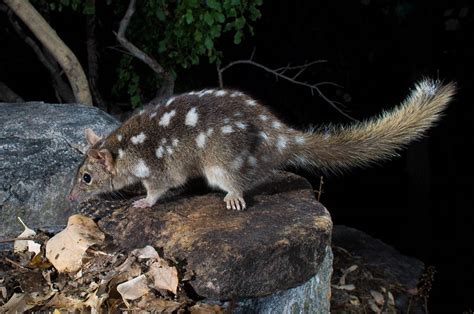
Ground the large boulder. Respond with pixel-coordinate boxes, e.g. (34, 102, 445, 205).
(0, 102, 119, 237)
(85, 171, 333, 301)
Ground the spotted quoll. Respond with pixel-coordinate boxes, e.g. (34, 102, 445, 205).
(69, 80, 455, 210)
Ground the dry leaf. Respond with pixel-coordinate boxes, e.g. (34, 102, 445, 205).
(133, 245, 159, 259)
(84, 289, 107, 314)
(370, 290, 384, 305)
(0, 293, 35, 313)
(332, 284, 355, 291)
(0, 286, 7, 299)
(46, 293, 84, 311)
(190, 303, 224, 314)
(45, 215, 105, 273)
(14, 217, 37, 253)
(349, 295, 360, 306)
(117, 274, 150, 301)
(368, 299, 381, 313)
(388, 291, 395, 306)
(137, 294, 183, 312)
(147, 260, 179, 294)
(339, 264, 358, 285)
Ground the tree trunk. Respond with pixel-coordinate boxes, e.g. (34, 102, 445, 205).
(4, 0, 92, 105)
(86, 12, 106, 109)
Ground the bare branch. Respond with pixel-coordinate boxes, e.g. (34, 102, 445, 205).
(115, 0, 174, 102)
(86, 11, 106, 109)
(0, 81, 24, 102)
(3, 0, 92, 105)
(218, 55, 355, 121)
(1, 4, 74, 103)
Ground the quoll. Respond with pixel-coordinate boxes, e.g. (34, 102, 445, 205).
(68, 80, 455, 210)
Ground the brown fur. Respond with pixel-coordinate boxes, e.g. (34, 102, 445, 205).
(69, 80, 455, 210)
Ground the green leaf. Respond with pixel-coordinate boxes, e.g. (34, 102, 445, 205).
(194, 30, 203, 41)
(204, 37, 213, 49)
(156, 9, 166, 21)
(235, 17, 245, 29)
(158, 40, 167, 53)
(204, 12, 214, 25)
(215, 12, 225, 23)
(231, 0, 240, 5)
(206, 0, 221, 10)
(185, 9, 194, 24)
(233, 30, 242, 44)
(131, 94, 141, 108)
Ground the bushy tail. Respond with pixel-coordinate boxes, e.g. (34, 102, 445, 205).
(289, 79, 456, 173)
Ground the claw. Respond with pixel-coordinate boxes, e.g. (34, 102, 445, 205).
(224, 193, 246, 211)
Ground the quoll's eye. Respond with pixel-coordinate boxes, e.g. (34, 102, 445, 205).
(82, 173, 92, 184)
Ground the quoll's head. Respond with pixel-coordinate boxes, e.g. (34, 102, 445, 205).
(68, 128, 116, 203)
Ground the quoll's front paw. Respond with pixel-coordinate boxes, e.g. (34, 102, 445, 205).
(132, 198, 154, 208)
(224, 193, 246, 211)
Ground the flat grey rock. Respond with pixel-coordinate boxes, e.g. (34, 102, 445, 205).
(92, 171, 333, 300)
(0, 102, 119, 237)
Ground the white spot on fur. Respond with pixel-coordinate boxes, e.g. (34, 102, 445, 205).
(166, 97, 175, 106)
(206, 128, 214, 136)
(248, 156, 257, 167)
(185, 107, 198, 127)
(198, 89, 214, 97)
(246, 99, 256, 106)
(117, 134, 123, 142)
(231, 156, 244, 170)
(150, 112, 157, 119)
(159, 110, 176, 127)
(139, 109, 145, 115)
(156, 146, 164, 158)
(131, 132, 146, 144)
(161, 138, 167, 145)
(230, 91, 243, 98)
(259, 131, 270, 142)
(215, 90, 227, 96)
(188, 91, 198, 95)
(235, 121, 247, 129)
(166, 146, 173, 154)
(295, 135, 305, 144)
(118, 149, 125, 159)
(172, 138, 179, 147)
(133, 159, 150, 178)
(276, 135, 288, 151)
(221, 125, 233, 134)
(196, 132, 207, 148)
(234, 112, 242, 117)
(272, 121, 282, 129)
(223, 118, 230, 123)
(259, 115, 269, 121)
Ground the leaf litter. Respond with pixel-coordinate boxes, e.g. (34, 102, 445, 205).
(0, 215, 223, 313)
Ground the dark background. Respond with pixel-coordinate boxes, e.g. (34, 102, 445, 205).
(1, 0, 473, 312)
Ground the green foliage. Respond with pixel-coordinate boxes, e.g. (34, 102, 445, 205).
(32, 0, 263, 107)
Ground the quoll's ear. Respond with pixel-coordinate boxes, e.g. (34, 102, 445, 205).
(98, 149, 116, 174)
(85, 128, 102, 146)
(87, 148, 115, 174)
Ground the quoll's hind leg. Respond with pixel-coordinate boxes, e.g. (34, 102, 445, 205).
(204, 165, 247, 210)
(132, 179, 168, 208)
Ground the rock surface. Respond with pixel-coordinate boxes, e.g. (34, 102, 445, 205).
(331, 225, 425, 312)
(230, 246, 333, 313)
(88, 171, 333, 299)
(0, 102, 119, 237)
